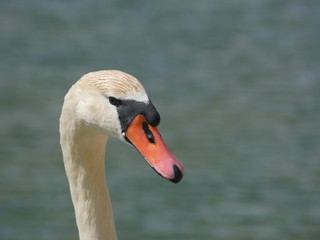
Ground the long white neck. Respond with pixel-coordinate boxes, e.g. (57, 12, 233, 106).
(60, 118, 117, 240)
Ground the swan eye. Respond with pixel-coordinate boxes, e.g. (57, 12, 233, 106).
(109, 97, 122, 107)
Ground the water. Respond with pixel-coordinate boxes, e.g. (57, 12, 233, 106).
(1, 0, 320, 239)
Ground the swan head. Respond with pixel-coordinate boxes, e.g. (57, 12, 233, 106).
(70, 70, 184, 183)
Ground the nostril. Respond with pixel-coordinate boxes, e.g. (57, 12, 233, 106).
(142, 122, 155, 144)
(170, 165, 183, 183)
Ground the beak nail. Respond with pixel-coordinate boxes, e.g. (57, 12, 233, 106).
(170, 165, 183, 183)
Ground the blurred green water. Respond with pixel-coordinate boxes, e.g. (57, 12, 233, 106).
(0, 0, 320, 239)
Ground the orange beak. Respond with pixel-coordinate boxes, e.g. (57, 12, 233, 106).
(125, 114, 184, 183)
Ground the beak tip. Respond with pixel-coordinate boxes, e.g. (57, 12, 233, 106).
(152, 164, 184, 184)
(169, 165, 184, 184)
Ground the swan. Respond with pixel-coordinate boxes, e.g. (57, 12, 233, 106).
(59, 70, 184, 240)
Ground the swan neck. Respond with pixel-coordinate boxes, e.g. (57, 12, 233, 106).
(60, 121, 117, 240)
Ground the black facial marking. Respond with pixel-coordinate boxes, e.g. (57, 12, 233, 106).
(142, 121, 155, 144)
(114, 99, 160, 133)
